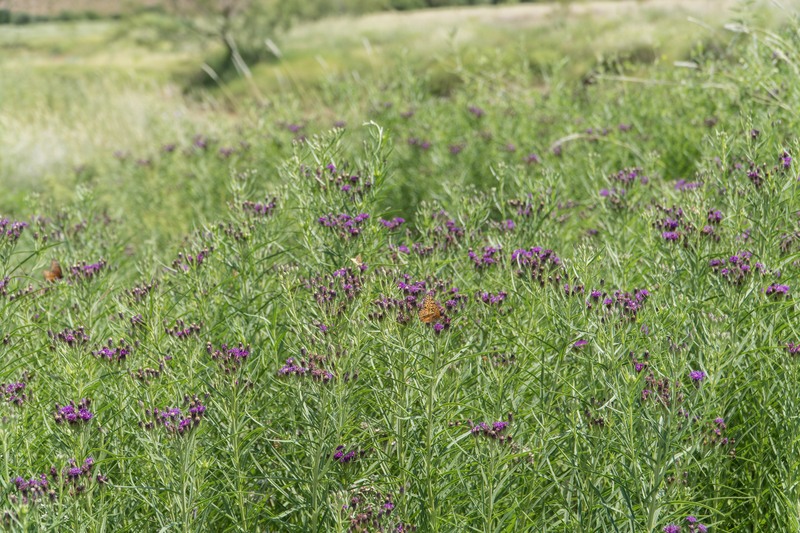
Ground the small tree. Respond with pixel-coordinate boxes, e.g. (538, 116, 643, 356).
(169, 0, 299, 73)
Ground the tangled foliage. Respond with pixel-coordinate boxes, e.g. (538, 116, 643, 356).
(5, 11, 800, 530)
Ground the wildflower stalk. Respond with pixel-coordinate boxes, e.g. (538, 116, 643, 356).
(179, 432, 196, 533)
(424, 332, 442, 529)
(1, 422, 8, 483)
(227, 385, 249, 530)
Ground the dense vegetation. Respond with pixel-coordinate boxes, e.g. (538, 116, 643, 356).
(2, 1, 800, 531)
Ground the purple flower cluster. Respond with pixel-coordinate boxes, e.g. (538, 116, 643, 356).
(510, 193, 545, 217)
(193, 134, 212, 149)
(207, 342, 252, 382)
(743, 153, 792, 190)
(641, 372, 683, 407)
(563, 282, 585, 298)
(779, 232, 800, 255)
(468, 105, 486, 117)
(746, 162, 766, 189)
(53, 398, 93, 426)
(165, 319, 203, 339)
(586, 288, 649, 322)
(379, 217, 405, 231)
(49, 327, 90, 347)
(478, 291, 507, 307)
(628, 350, 650, 373)
(689, 370, 707, 384)
(302, 267, 365, 316)
(425, 210, 465, 249)
(0, 220, 27, 243)
(511, 247, 562, 284)
(68, 259, 108, 282)
(652, 204, 692, 243)
(665, 517, 709, 533)
(609, 167, 648, 185)
(469, 414, 513, 444)
(140, 394, 207, 436)
(318, 213, 370, 239)
(123, 280, 158, 303)
(699, 416, 733, 448)
(583, 396, 608, 428)
(10, 474, 49, 503)
(396, 275, 441, 297)
(130, 314, 145, 331)
(339, 487, 414, 533)
(468, 246, 502, 270)
(489, 219, 515, 233)
(241, 196, 278, 217)
(92, 338, 132, 363)
(674, 179, 702, 191)
(684, 516, 708, 533)
(523, 153, 540, 165)
(780, 150, 792, 169)
(599, 187, 625, 197)
(709, 251, 767, 285)
(407, 138, 431, 150)
(277, 352, 341, 384)
(132, 364, 163, 384)
(1, 372, 32, 407)
(308, 163, 373, 200)
(765, 283, 790, 299)
(782, 341, 800, 357)
(171, 246, 214, 271)
(11, 458, 107, 503)
(331, 445, 370, 464)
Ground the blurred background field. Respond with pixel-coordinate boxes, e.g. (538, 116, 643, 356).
(0, 0, 787, 251)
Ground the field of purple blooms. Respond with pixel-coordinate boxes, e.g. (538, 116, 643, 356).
(4, 4, 800, 533)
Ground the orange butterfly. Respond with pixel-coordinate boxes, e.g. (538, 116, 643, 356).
(419, 293, 442, 323)
(43, 260, 62, 282)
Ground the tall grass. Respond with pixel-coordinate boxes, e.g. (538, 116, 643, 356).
(1, 1, 800, 531)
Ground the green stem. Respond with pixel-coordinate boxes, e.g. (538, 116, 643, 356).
(425, 340, 439, 529)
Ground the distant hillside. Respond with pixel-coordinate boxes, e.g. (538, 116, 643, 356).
(0, 0, 160, 16)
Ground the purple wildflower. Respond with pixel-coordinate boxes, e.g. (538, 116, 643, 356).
(689, 371, 707, 383)
(469, 106, 486, 117)
(781, 151, 792, 169)
(380, 218, 405, 231)
(765, 284, 790, 298)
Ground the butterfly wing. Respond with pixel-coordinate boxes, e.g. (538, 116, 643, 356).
(350, 254, 363, 267)
(43, 260, 62, 282)
(419, 293, 441, 323)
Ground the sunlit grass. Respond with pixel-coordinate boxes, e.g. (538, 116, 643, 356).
(0, 1, 800, 531)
